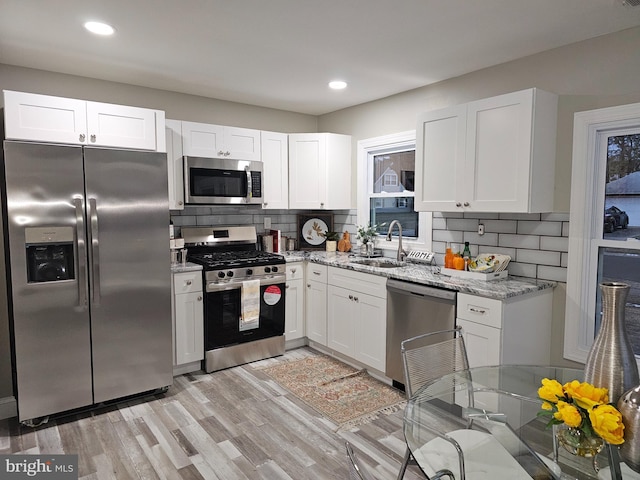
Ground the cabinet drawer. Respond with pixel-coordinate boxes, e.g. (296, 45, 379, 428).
(457, 292, 502, 328)
(286, 262, 304, 281)
(306, 263, 327, 283)
(328, 266, 386, 298)
(173, 272, 203, 294)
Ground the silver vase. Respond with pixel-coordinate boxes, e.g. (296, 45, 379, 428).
(618, 385, 640, 473)
(584, 282, 639, 405)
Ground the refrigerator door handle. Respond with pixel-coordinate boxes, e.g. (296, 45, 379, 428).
(74, 197, 88, 307)
(88, 198, 101, 305)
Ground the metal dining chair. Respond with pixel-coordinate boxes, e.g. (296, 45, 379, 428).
(397, 326, 470, 480)
(346, 442, 376, 480)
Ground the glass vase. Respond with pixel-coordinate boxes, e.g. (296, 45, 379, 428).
(556, 427, 604, 458)
(584, 282, 640, 405)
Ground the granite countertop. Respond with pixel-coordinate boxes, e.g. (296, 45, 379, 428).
(281, 251, 555, 300)
(171, 261, 203, 273)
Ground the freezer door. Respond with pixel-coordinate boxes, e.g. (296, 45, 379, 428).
(83, 148, 172, 403)
(3, 141, 93, 421)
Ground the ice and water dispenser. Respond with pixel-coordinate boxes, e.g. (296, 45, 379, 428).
(25, 226, 75, 283)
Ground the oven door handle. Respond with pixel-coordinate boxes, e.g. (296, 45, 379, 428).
(207, 275, 286, 292)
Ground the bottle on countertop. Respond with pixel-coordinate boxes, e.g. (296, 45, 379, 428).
(462, 242, 471, 271)
(444, 242, 453, 268)
(452, 244, 465, 270)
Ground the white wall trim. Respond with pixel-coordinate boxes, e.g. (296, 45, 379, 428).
(0, 396, 17, 420)
(356, 130, 432, 253)
(565, 101, 640, 363)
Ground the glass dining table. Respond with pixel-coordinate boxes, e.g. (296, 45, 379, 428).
(403, 365, 639, 480)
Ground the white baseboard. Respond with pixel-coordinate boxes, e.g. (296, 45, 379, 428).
(0, 396, 17, 420)
(173, 361, 203, 377)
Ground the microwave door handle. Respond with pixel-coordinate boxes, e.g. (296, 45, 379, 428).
(74, 197, 88, 308)
(88, 198, 101, 305)
(246, 168, 252, 203)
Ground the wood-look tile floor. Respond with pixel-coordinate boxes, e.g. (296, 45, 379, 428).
(0, 348, 424, 479)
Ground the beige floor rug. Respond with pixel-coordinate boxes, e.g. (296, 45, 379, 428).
(257, 353, 406, 431)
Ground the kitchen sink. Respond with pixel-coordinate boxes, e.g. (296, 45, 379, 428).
(351, 258, 407, 268)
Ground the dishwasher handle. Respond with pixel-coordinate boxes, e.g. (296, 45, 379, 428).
(387, 278, 457, 303)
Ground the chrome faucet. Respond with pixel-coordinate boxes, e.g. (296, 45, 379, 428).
(386, 220, 407, 261)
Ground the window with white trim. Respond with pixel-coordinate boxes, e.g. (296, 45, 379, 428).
(357, 131, 432, 250)
(565, 102, 640, 368)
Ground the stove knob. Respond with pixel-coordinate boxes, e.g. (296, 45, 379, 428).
(246, 269, 253, 276)
(271, 266, 278, 273)
(264, 267, 271, 273)
(227, 271, 234, 278)
(217, 271, 226, 279)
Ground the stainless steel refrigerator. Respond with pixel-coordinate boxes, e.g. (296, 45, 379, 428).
(2, 140, 173, 422)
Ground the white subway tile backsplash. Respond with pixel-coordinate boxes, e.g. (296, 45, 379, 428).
(462, 212, 500, 219)
(499, 213, 541, 221)
(464, 232, 498, 247)
(537, 265, 568, 282)
(542, 213, 570, 222)
(483, 220, 517, 234)
(432, 217, 447, 230)
(517, 221, 562, 236)
(561, 252, 569, 267)
(540, 236, 569, 252)
(562, 222, 570, 237)
(447, 218, 480, 231)
(432, 230, 464, 243)
(508, 262, 537, 278)
(499, 234, 540, 250)
(517, 249, 561, 266)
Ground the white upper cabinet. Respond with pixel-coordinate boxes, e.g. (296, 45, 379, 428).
(261, 131, 289, 209)
(415, 88, 557, 213)
(3, 90, 165, 151)
(165, 119, 185, 210)
(181, 120, 261, 161)
(288, 133, 352, 210)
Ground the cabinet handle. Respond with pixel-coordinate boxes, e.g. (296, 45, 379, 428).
(90, 134, 96, 143)
(354, 296, 359, 302)
(456, 202, 462, 207)
(313, 271, 321, 276)
(307, 283, 311, 288)
(197, 296, 202, 301)
(291, 268, 297, 274)
(79, 134, 86, 142)
(225, 151, 231, 156)
(349, 295, 353, 300)
(263, 202, 268, 207)
(217, 150, 225, 156)
(178, 200, 183, 206)
(186, 280, 192, 286)
(320, 202, 324, 208)
(285, 285, 289, 289)
(469, 307, 486, 314)
(463, 202, 470, 207)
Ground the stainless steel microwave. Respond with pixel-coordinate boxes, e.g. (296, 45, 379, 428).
(184, 156, 263, 205)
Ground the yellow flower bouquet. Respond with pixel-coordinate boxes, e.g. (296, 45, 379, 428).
(537, 378, 625, 446)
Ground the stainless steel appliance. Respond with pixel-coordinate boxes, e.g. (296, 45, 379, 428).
(182, 226, 285, 372)
(2, 141, 172, 423)
(184, 156, 263, 205)
(385, 278, 457, 387)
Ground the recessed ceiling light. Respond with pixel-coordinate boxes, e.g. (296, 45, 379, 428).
(329, 80, 348, 90)
(84, 21, 115, 36)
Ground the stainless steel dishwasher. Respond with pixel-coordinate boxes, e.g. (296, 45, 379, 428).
(385, 278, 457, 388)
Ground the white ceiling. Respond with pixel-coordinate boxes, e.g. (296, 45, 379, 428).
(1, 0, 640, 115)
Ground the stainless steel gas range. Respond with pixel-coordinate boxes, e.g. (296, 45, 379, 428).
(182, 226, 286, 372)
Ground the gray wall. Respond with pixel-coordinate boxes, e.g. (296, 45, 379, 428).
(317, 26, 640, 367)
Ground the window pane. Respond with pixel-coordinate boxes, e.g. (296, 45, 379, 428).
(369, 197, 418, 238)
(372, 150, 414, 194)
(597, 247, 640, 355)
(603, 134, 640, 240)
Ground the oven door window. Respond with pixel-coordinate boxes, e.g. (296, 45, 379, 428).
(190, 168, 248, 198)
(205, 282, 285, 349)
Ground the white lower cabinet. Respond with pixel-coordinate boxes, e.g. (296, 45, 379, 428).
(327, 267, 387, 372)
(172, 271, 204, 372)
(285, 263, 304, 341)
(305, 263, 328, 346)
(457, 289, 553, 368)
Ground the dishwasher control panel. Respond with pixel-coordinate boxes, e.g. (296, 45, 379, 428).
(406, 250, 436, 265)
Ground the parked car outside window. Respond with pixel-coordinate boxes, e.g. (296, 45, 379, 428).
(604, 205, 629, 233)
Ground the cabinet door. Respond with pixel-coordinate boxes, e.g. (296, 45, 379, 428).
(305, 280, 327, 345)
(327, 285, 356, 357)
(457, 318, 501, 368)
(181, 121, 225, 158)
(224, 127, 261, 161)
(166, 119, 185, 210)
(261, 131, 289, 209)
(3, 90, 87, 144)
(289, 134, 327, 209)
(414, 105, 467, 212)
(175, 291, 204, 365)
(285, 278, 304, 340)
(86, 101, 159, 150)
(465, 89, 533, 212)
(354, 292, 386, 372)
(324, 134, 352, 209)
